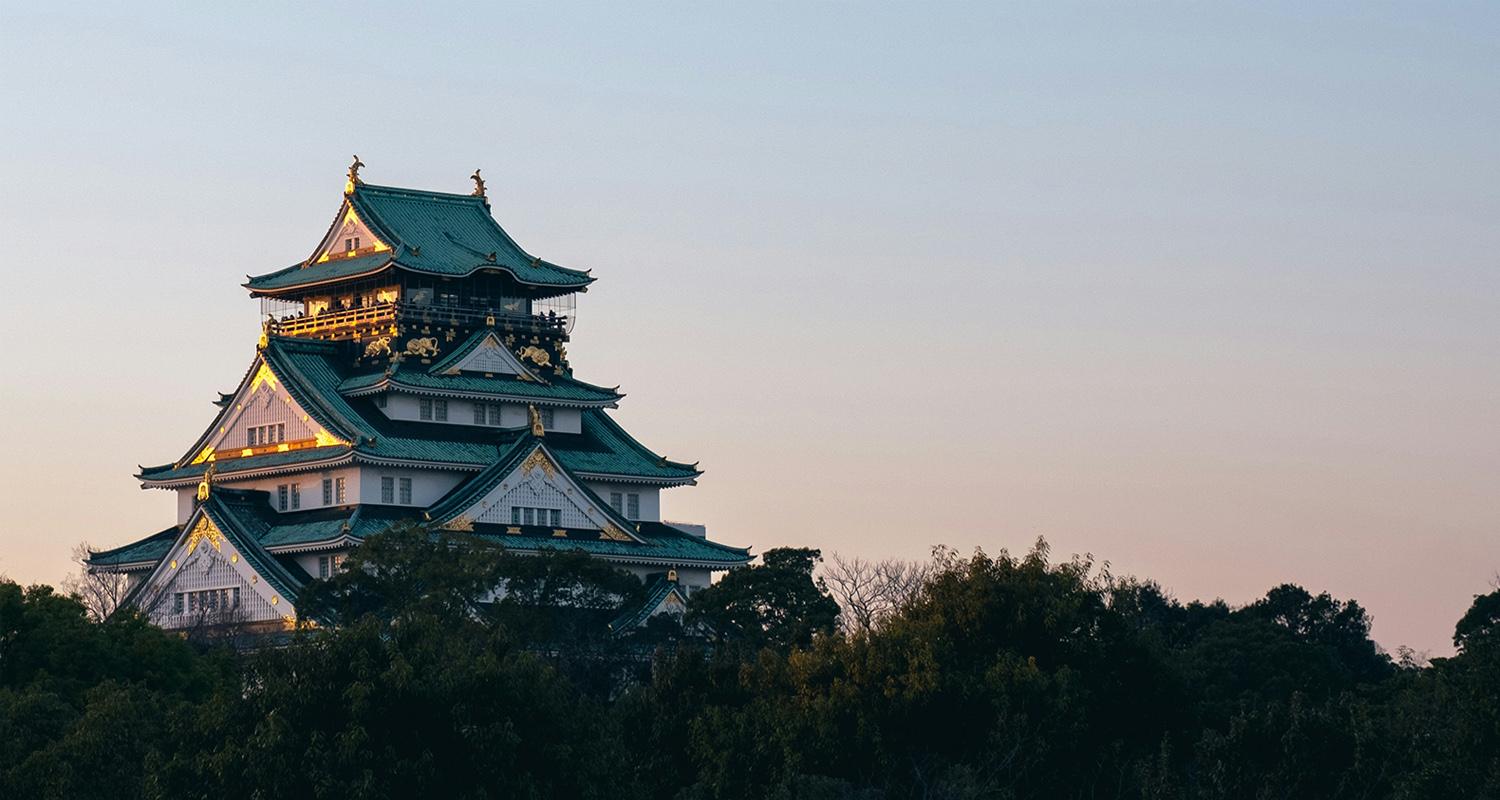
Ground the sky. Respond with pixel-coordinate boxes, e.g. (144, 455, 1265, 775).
(0, 2, 1496, 656)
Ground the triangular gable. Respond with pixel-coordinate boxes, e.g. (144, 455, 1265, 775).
(310, 204, 392, 264)
(182, 356, 350, 466)
(431, 441, 643, 543)
(127, 504, 299, 629)
(429, 329, 538, 378)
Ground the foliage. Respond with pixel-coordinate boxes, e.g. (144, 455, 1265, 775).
(685, 547, 841, 651)
(2, 541, 1499, 798)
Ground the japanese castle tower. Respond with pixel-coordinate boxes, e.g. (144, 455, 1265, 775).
(89, 161, 750, 631)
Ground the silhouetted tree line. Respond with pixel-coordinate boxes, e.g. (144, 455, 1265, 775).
(2, 523, 1498, 799)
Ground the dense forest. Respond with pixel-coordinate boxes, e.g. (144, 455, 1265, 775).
(2, 524, 1497, 799)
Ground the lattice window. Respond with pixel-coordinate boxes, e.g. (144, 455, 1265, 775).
(381, 477, 394, 504)
(290, 483, 301, 510)
(473, 403, 486, 424)
(399, 478, 412, 505)
(335, 477, 346, 504)
(277, 485, 288, 511)
(434, 400, 448, 422)
(627, 493, 639, 520)
(610, 492, 623, 514)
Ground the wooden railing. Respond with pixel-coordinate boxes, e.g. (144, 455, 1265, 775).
(269, 303, 567, 339)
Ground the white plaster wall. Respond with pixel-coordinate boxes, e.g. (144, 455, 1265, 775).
(379, 391, 581, 433)
(357, 466, 466, 507)
(583, 483, 660, 522)
(293, 549, 353, 581)
(618, 564, 711, 594)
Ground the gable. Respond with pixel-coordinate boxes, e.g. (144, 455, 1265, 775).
(130, 515, 293, 629)
(313, 206, 391, 263)
(442, 331, 534, 377)
(446, 446, 638, 541)
(189, 362, 343, 465)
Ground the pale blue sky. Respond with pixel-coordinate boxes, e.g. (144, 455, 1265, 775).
(1, 2, 1496, 655)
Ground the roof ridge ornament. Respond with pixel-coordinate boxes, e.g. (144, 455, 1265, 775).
(196, 462, 218, 502)
(470, 169, 487, 198)
(345, 155, 365, 194)
(529, 404, 545, 437)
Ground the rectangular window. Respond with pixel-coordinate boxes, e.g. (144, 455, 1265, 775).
(512, 506, 521, 524)
(524, 508, 535, 525)
(627, 493, 640, 520)
(290, 483, 301, 510)
(247, 428, 256, 447)
(319, 556, 330, 579)
(335, 477, 346, 504)
(540, 408, 554, 429)
(353, 236, 361, 250)
(374, 393, 387, 409)
(381, 476, 395, 504)
(276, 423, 285, 443)
(399, 477, 412, 505)
(610, 492, 623, 513)
(473, 403, 486, 424)
(549, 509, 561, 527)
(277, 485, 288, 511)
(174, 593, 184, 614)
(322, 479, 333, 505)
(489, 404, 502, 426)
(419, 399, 432, 420)
(434, 399, 448, 421)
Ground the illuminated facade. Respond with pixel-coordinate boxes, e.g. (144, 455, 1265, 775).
(88, 162, 749, 632)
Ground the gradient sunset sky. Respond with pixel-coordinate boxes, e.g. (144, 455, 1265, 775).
(1, 2, 1495, 656)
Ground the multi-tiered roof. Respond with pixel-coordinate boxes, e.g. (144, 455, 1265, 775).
(89, 164, 749, 631)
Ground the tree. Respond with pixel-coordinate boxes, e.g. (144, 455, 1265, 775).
(58, 542, 132, 623)
(686, 547, 840, 651)
(820, 552, 931, 631)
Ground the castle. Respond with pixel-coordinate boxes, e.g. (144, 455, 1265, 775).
(87, 160, 751, 631)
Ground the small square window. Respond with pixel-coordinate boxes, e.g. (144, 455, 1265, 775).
(434, 400, 448, 421)
(381, 477, 395, 504)
(419, 399, 432, 420)
(399, 477, 412, 505)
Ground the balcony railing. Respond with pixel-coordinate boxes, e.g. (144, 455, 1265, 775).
(269, 302, 569, 339)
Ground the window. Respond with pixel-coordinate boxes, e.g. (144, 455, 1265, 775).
(550, 509, 561, 527)
(276, 423, 285, 442)
(247, 429, 256, 447)
(488, 404, 502, 426)
(399, 477, 412, 505)
(419, 399, 433, 420)
(335, 477, 346, 504)
(290, 483, 301, 510)
(322, 479, 333, 505)
(277, 485, 288, 511)
(540, 408, 555, 429)
(627, 493, 640, 520)
(473, 403, 486, 424)
(373, 393, 387, 409)
(381, 476, 395, 504)
(175, 588, 239, 615)
(524, 508, 535, 525)
(512, 507, 521, 524)
(610, 492, 623, 514)
(319, 556, 330, 579)
(434, 399, 448, 421)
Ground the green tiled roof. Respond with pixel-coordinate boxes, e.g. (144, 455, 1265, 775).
(245, 253, 393, 292)
(141, 445, 353, 484)
(200, 490, 316, 600)
(472, 521, 750, 567)
(88, 526, 179, 568)
(340, 369, 622, 406)
(246, 184, 592, 294)
(608, 575, 682, 633)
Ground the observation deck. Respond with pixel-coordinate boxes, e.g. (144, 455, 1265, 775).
(266, 300, 571, 342)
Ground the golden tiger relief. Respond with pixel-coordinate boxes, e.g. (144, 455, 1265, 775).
(405, 337, 440, 357)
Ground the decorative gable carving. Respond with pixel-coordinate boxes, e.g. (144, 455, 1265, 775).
(444, 332, 533, 376)
(191, 362, 339, 464)
(313, 207, 389, 262)
(132, 515, 291, 630)
(456, 446, 639, 540)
